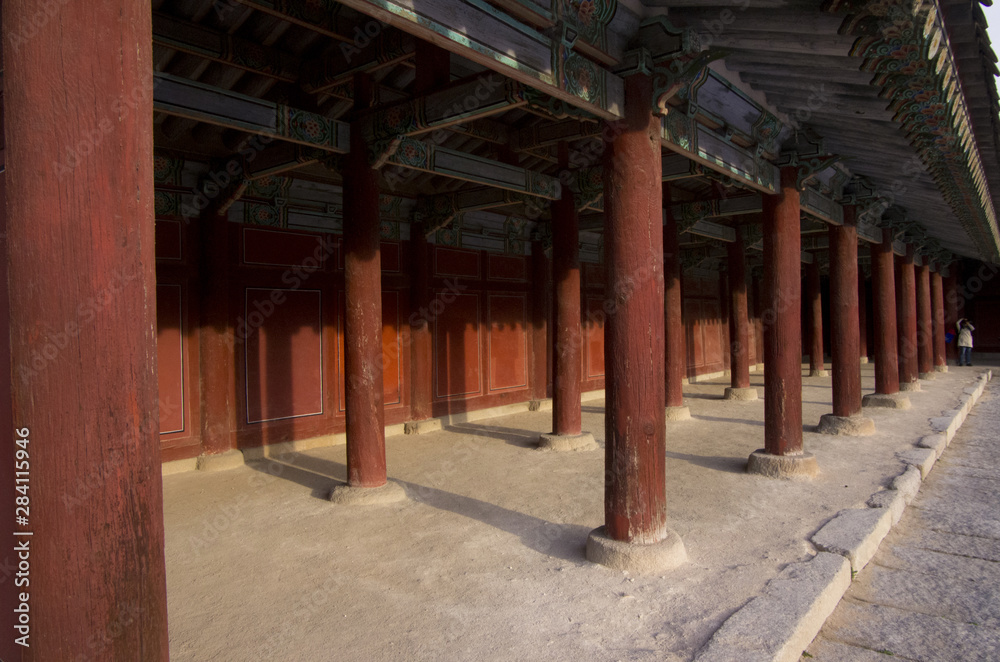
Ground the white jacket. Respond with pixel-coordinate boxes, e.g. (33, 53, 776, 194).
(958, 322, 975, 348)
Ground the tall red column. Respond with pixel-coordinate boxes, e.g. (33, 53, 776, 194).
(539, 144, 594, 450)
(931, 267, 947, 372)
(332, 75, 404, 504)
(944, 267, 960, 363)
(725, 229, 757, 401)
(819, 208, 874, 435)
(587, 73, 684, 571)
(863, 230, 909, 408)
(199, 213, 239, 462)
(858, 269, 869, 363)
(896, 247, 920, 391)
(807, 260, 827, 377)
(916, 260, 934, 379)
(4, 1, 169, 657)
(408, 222, 433, 422)
(530, 239, 551, 401)
(663, 184, 690, 418)
(749, 168, 817, 478)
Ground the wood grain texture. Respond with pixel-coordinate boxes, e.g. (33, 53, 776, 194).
(829, 212, 862, 417)
(551, 152, 583, 436)
(872, 232, 901, 395)
(931, 270, 947, 368)
(916, 262, 934, 375)
(895, 250, 919, 388)
(762, 168, 803, 455)
(603, 75, 667, 544)
(727, 232, 751, 390)
(4, 1, 169, 657)
(807, 260, 825, 373)
(663, 184, 686, 407)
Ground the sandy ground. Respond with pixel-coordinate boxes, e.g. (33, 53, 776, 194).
(163, 364, 989, 662)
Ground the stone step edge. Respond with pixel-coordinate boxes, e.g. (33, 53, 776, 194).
(693, 369, 993, 662)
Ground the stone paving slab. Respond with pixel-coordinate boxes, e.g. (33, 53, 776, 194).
(815, 600, 1000, 661)
(804, 637, 914, 661)
(889, 526, 1000, 563)
(876, 544, 1000, 584)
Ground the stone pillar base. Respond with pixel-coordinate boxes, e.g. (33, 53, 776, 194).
(809, 369, 829, 377)
(746, 450, 819, 480)
(196, 450, 245, 472)
(404, 419, 442, 435)
(585, 525, 686, 573)
(329, 481, 407, 505)
(919, 372, 936, 380)
(860, 356, 869, 364)
(934, 364, 948, 373)
(537, 431, 598, 452)
(899, 381, 922, 392)
(817, 413, 876, 436)
(862, 392, 912, 410)
(723, 387, 758, 401)
(665, 405, 691, 421)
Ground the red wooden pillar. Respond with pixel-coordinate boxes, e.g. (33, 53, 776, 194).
(725, 229, 756, 400)
(807, 260, 827, 377)
(198, 213, 240, 467)
(931, 267, 947, 372)
(863, 230, 909, 408)
(408, 222, 433, 422)
(858, 269, 869, 363)
(749, 168, 817, 478)
(4, 0, 169, 656)
(587, 72, 684, 570)
(663, 184, 690, 418)
(819, 208, 874, 435)
(916, 260, 934, 379)
(896, 247, 920, 391)
(531, 239, 551, 401)
(944, 267, 960, 363)
(331, 75, 404, 504)
(539, 144, 594, 450)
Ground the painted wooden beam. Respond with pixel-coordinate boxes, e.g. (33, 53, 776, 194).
(512, 119, 603, 152)
(245, 143, 327, 179)
(235, 0, 354, 43)
(800, 187, 844, 226)
(332, 0, 625, 119)
(684, 219, 737, 242)
(301, 30, 415, 94)
(384, 137, 561, 199)
(153, 72, 350, 153)
(152, 12, 300, 82)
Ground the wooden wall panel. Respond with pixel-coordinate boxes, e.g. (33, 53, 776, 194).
(156, 283, 186, 435)
(243, 227, 333, 268)
(434, 246, 481, 278)
(488, 254, 528, 281)
(381, 291, 403, 405)
(381, 242, 401, 272)
(434, 292, 482, 399)
(683, 276, 727, 376)
(584, 297, 606, 379)
(488, 294, 528, 391)
(245, 288, 323, 423)
(701, 300, 725, 373)
(154, 220, 183, 261)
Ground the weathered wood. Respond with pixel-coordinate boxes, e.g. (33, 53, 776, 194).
(551, 144, 583, 436)
(531, 239, 551, 401)
(153, 72, 350, 152)
(830, 209, 863, 416)
(807, 260, 825, 374)
(931, 269, 947, 369)
(895, 247, 919, 388)
(302, 30, 414, 93)
(513, 119, 602, 152)
(727, 231, 751, 389)
(916, 261, 934, 376)
(762, 167, 803, 455)
(343, 75, 387, 488)
(409, 222, 433, 420)
(4, 0, 169, 656)
(872, 230, 901, 394)
(663, 184, 686, 409)
(944, 268, 960, 362)
(604, 75, 667, 544)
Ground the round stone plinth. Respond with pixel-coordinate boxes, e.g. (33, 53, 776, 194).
(860, 357, 869, 364)
(935, 364, 948, 373)
(862, 392, 912, 410)
(585, 526, 686, 573)
(919, 372, 936, 380)
(746, 450, 819, 481)
(817, 413, 876, 436)
(329, 481, 407, 506)
(899, 381, 922, 392)
(196, 450, 246, 472)
(537, 431, 598, 452)
(809, 369, 829, 378)
(723, 387, 758, 402)
(665, 406, 691, 421)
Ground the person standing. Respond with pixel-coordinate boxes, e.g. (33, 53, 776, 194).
(957, 318, 976, 366)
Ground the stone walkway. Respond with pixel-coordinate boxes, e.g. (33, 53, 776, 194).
(805, 380, 1000, 661)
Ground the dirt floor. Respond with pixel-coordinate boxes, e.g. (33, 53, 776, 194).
(163, 364, 989, 661)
